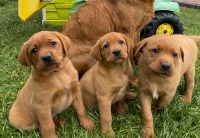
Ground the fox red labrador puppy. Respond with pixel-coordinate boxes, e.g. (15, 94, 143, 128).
(9, 31, 95, 138)
(80, 32, 137, 137)
(134, 34, 199, 138)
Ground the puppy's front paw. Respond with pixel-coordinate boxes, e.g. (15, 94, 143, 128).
(143, 127, 155, 138)
(102, 128, 115, 137)
(80, 116, 95, 130)
(182, 96, 192, 105)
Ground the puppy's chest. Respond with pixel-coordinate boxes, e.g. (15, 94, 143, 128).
(52, 77, 73, 101)
(51, 86, 73, 116)
(112, 86, 126, 103)
(139, 75, 178, 100)
(110, 71, 129, 84)
(99, 69, 129, 103)
(111, 74, 128, 103)
(149, 83, 177, 100)
(53, 74, 71, 89)
(50, 75, 74, 115)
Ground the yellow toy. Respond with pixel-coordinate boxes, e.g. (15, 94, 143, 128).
(18, 0, 49, 21)
(18, 0, 75, 25)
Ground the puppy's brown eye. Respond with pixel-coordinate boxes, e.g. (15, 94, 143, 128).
(118, 40, 124, 45)
(103, 43, 109, 48)
(152, 48, 159, 54)
(31, 48, 38, 53)
(172, 52, 177, 57)
(50, 41, 56, 47)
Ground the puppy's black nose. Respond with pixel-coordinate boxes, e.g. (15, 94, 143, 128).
(161, 62, 171, 71)
(42, 54, 52, 63)
(113, 49, 121, 57)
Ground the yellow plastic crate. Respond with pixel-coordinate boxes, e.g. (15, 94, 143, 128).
(18, 0, 49, 21)
(43, 0, 75, 26)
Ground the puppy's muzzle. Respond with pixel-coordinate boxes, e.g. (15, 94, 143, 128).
(42, 54, 53, 64)
(112, 49, 121, 57)
(160, 62, 171, 74)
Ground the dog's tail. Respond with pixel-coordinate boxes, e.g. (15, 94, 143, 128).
(189, 36, 200, 44)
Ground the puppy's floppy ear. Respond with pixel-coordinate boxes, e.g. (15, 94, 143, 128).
(18, 41, 31, 66)
(180, 47, 184, 62)
(53, 32, 71, 56)
(122, 34, 135, 63)
(133, 39, 148, 64)
(90, 40, 102, 61)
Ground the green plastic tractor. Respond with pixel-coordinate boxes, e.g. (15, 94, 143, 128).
(141, 0, 184, 38)
(70, 0, 184, 38)
(19, 0, 183, 38)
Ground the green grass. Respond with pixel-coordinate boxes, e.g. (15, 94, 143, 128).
(0, 2, 200, 138)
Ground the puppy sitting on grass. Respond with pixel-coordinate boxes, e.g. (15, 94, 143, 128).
(134, 34, 199, 138)
(8, 31, 95, 138)
(80, 32, 136, 137)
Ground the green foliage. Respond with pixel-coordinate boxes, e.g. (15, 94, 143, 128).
(0, 0, 16, 6)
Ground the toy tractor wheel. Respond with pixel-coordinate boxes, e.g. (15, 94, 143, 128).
(141, 11, 184, 39)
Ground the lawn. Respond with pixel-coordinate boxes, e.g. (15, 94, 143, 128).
(0, 2, 200, 138)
